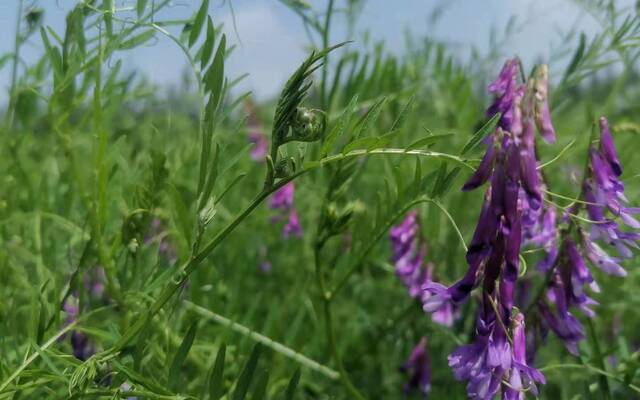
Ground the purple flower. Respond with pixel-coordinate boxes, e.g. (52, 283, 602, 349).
(537, 238, 599, 354)
(391, 212, 457, 326)
(244, 99, 269, 161)
(522, 198, 558, 272)
(62, 296, 96, 361)
(462, 137, 497, 192)
(248, 131, 268, 161)
(270, 182, 303, 238)
(270, 182, 295, 210)
(283, 210, 303, 238)
(400, 337, 431, 396)
(259, 261, 272, 273)
(70, 331, 95, 361)
(448, 307, 508, 400)
(503, 313, 546, 400)
(487, 59, 525, 132)
(598, 117, 621, 176)
(425, 60, 559, 398)
(582, 118, 639, 264)
(584, 239, 626, 276)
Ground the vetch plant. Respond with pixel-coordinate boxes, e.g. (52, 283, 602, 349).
(0, 1, 639, 399)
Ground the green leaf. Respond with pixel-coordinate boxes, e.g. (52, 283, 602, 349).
(412, 157, 422, 197)
(352, 97, 385, 140)
(438, 166, 461, 197)
(113, 361, 173, 395)
(205, 34, 226, 106)
(367, 131, 395, 151)
(216, 173, 247, 205)
(273, 42, 347, 144)
(0, 54, 12, 71)
(119, 29, 155, 50)
(342, 136, 379, 154)
(320, 94, 358, 157)
(232, 343, 262, 400)
(168, 321, 198, 389)
(250, 370, 269, 400)
(460, 112, 500, 156)
(208, 344, 226, 400)
(282, 369, 301, 400)
(169, 184, 193, 246)
(564, 32, 586, 80)
(405, 133, 453, 151)
(40, 27, 63, 79)
(199, 143, 219, 211)
(133, 319, 152, 372)
(430, 162, 448, 198)
(200, 16, 216, 69)
(189, 0, 209, 47)
(219, 143, 251, 178)
(136, 0, 148, 17)
(389, 95, 415, 132)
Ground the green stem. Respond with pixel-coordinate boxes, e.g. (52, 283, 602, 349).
(319, 0, 335, 111)
(587, 319, 612, 400)
(314, 243, 366, 400)
(541, 363, 640, 394)
(184, 300, 339, 380)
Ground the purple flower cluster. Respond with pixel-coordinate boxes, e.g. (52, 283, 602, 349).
(421, 59, 554, 399)
(400, 337, 432, 396)
(270, 182, 302, 238)
(390, 211, 456, 326)
(537, 117, 638, 354)
(584, 118, 639, 262)
(60, 266, 111, 360)
(62, 296, 96, 361)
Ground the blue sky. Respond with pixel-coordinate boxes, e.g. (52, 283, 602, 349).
(0, 0, 626, 101)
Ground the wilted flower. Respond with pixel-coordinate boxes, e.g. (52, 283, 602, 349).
(400, 337, 432, 396)
(532, 65, 556, 144)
